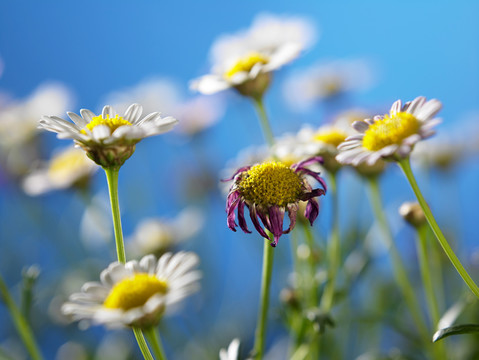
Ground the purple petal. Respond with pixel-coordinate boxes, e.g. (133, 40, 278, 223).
(226, 192, 240, 231)
(237, 200, 251, 234)
(293, 156, 323, 170)
(268, 206, 285, 247)
(300, 188, 326, 201)
(283, 204, 298, 234)
(249, 204, 269, 240)
(305, 198, 319, 226)
(221, 166, 251, 182)
(298, 168, 327, 193)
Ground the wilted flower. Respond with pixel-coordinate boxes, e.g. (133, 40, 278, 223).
(224, 158, 326, 247)
(39, 103, 177, 168)
(337, 97, 442, 165)
(219, 338, 240, 360)
(191, 14, 316, 99)
(22, 146, 97, 195)
(62, 252, 201, 329)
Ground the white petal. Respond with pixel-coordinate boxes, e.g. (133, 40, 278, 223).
(80, 109, 96, 123)
(190, 75, 231, 95)
(124, 104, 143, 124)
(92, 125, 111, 141)
(102, 105, 116, 118)
(67, 112, 89, 127)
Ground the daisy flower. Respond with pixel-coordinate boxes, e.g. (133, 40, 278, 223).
(337, 96, 442, 166)
(22, 146, 98, 195)
(62, 252, 201, 329)
(219, 338, 240, 360)
(224, 158, 326, 247)
(39, 103, 178, 168)
(190, 14, 316, 99)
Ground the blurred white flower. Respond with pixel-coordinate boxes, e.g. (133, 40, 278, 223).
(22, 146, 98, 195)
(127, 207, 204, 258)
(191, 13, 317, 97)
(283, 59, 376, 110)
(105, 78, 224, 137)
(219, 338, 240, 360)
(0, 82, 73, 176)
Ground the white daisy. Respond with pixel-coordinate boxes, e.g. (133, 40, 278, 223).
(190, 14, 316, 98)
(39, 103, 178, 168)
(337, 96, 442, 166)
(219, 338, 240, 360)
(22, 146, 98, 195)
(62, 252, 201, 329)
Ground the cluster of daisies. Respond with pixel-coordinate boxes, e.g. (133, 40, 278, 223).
(32, 11, 444, 360)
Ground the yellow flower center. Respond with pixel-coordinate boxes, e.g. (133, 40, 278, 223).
(239, 162, 303, 207)
(81, 114, 132, 134)
(103, 274, 168, 311)
(362, 112, 421, 151)
(313, 129, 348, 147)
(47, 148, 91, 179)
(224, 52, 269, 79)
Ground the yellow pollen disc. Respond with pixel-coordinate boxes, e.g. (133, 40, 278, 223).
(313, 129, 348, 147)
(103, 274, 168, 311)
(362, 112, 421, 151)
(47, 148, 90, 179)
(81, 114, 132, 134)
(224, 52, 269, 79)
(239, 162, 303, 207)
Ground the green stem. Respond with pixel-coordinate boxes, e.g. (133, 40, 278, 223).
(320, 173, 340, 312)
(303, 225, 318, 307)
(367, 177, 430, 340)
(397, 157, 479, 299)
(416, 225, 441, 328)
(0, 274, 43, 360)
(133, 327, 155, 360)
(416, 225, 447, 360)
(253, 235, 275, 360)
(144, 327, 167, 360)
(104, 167, 154, 360)
(104, 167, 126, 264)
(252, 97, 275, 149)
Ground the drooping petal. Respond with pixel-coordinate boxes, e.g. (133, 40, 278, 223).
(226, 192, 240, 231)
(292, 156, 323, 170)
(283, 203, 298, 234)
(268, 205, 285, 247)
(297, 168, 327, 192)
(237, 200, 251, 234)
(248, 204, 269, 240)
(221, 166, 251, 182)
(305, 198, 319, 226)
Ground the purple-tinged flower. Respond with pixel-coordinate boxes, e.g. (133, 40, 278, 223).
(224, 158, 326, 247)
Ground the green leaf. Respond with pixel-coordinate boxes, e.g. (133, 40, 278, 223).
(433, 324, 479, 342)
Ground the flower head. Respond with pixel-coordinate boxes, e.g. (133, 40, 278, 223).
(22, 146, 98, 195)
(337, 97, 442, 165)
(39, 103, 178, 168)
(62, 252, 201, 329)
(190, 14, 316, 98)
(224, 158, 326, 247)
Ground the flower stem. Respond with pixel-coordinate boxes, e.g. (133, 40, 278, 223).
(320, 173, 340, 312)
(397, 157, 479, 299)
(144, 327, 167, 360)
(103, 167, 153, 360)
(416, 225, 447, 360)
(367, 177, 430, 340)
(133, 327, 155, 360)
(253, 235, 275, 360)
(104, 167, 126, 264)
(0, 273, 43, 360)
(252, 97, 275, 149)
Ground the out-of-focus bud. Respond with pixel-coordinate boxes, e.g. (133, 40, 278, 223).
(399, 201, 426, 228)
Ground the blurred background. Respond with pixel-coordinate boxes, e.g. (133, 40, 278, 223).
(1, 1, 479, 359)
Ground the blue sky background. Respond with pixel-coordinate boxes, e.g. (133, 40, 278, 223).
(1, 1, 479, 359)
